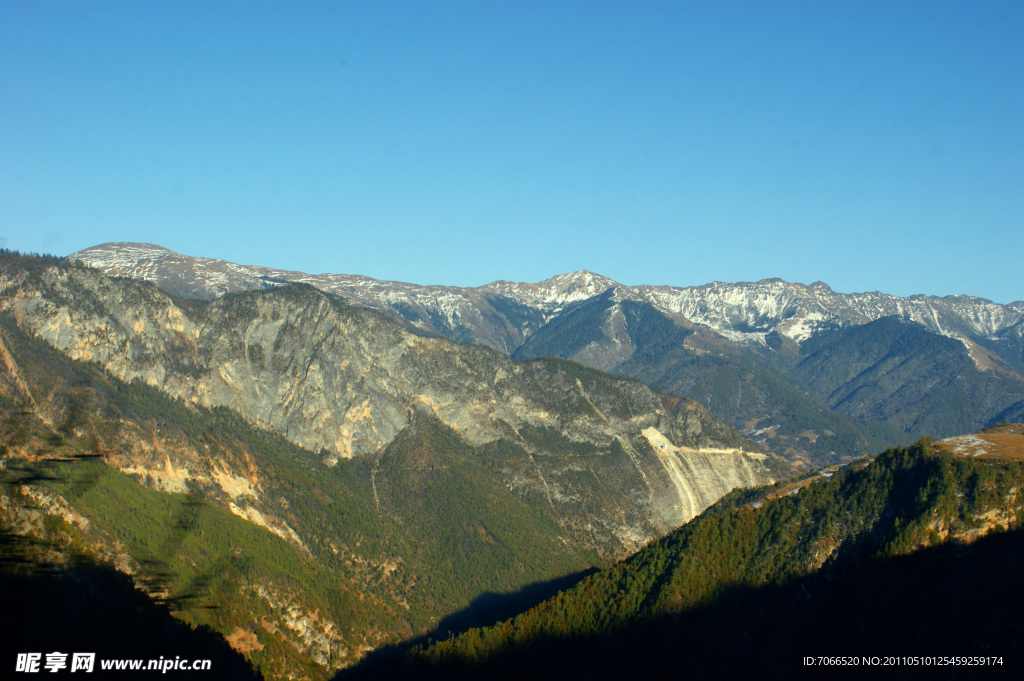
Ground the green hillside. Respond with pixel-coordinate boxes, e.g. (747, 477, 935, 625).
(348, 439, 1024, 678)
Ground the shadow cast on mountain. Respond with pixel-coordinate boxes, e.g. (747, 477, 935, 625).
(1, 454, 230, 615)
(338, 528, 1024, 680)
(0, 528, 261, 679)
(430, 566, 601, 640)
(336, 566, 599, 679)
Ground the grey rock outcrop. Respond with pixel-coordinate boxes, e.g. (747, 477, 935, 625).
(0, 257, 779, 544)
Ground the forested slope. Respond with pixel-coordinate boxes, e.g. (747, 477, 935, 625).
(344, 439, 1024, 679)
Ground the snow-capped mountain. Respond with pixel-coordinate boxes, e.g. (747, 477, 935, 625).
(71, 242, 1024, 358)
(639, 278, 1024, 347)
(69, 242, 1024, 463)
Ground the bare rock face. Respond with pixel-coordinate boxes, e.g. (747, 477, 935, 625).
(0, 256, 779, 545)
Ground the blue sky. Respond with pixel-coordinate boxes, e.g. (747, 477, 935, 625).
(2, 1, 1022, 303)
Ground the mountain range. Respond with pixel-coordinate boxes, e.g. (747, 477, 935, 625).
(71, 242, 1024, 464)
(1, 250, 780, 678)
(1, 245, 1021, 679)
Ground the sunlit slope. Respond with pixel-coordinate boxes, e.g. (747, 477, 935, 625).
(0, 251, 781, 545)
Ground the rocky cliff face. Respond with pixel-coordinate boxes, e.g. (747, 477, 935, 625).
(0, 255, 779, 544)
(0, 255, 787, 679)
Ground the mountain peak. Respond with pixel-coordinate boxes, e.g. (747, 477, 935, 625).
(71, 242, 178, 262)
(536, 270, 619, 295)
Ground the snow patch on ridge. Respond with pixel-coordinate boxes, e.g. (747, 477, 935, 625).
(70, 244, 1024, 353)
(942, 434, 997, 458)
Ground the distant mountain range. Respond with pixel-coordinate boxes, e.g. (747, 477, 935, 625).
(71, 243, 1024, 464)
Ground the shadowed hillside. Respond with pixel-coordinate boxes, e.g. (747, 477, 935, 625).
(338, 527, 1024, 680)
(0, 528, 262, 679)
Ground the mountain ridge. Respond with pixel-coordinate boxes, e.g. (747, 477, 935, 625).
(68, 242, 1024, 380)
(70, 242, 1024, 341)
(67, 243, 1024, 464)
(0, 251, 780, 546)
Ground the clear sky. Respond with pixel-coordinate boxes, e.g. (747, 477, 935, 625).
(2, 1, 1022, 303)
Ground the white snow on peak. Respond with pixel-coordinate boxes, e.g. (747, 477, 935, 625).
(68, 243, 1024, 352)
(480, 270, 621, 312)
